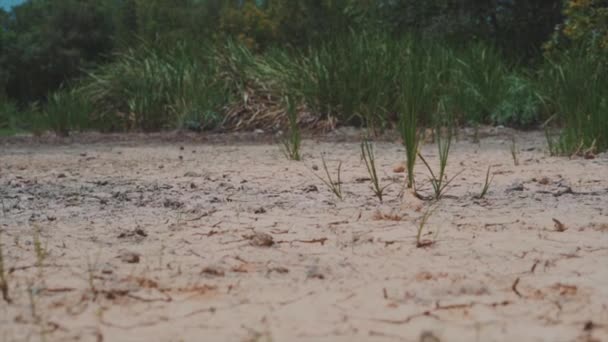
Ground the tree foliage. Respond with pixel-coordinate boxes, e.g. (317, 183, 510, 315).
(1, 0, 115, 103)
(545, 0, 608, 58)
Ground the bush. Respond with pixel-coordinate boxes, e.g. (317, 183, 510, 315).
(491, 74, 541, 127)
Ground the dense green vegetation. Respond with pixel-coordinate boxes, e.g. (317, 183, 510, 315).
(0, 0, 606, 154)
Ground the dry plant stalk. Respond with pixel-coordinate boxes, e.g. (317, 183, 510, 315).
(511, 136, 520, 166)
(0, 231, 11, 303)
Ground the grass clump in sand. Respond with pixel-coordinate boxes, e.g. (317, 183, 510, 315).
(361, 139, 389, 202)
(313, 155, 343, 200)
(477, 166, 495, 199)
(281, 96, 301, 161)
(418, 127, 461, 200)
(416, 205, 438, 248)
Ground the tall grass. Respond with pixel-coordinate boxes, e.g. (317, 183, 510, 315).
(80, 42, 230, 132)
(445, 44, 510, 124)
(4, 34, 603, 150)
(397, 42, 441, 189)
(270, 32, 403, 130)
(538, 47, 608, 154)
(45, 89, 92, 136)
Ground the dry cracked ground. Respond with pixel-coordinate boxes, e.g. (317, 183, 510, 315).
(0, 128, 607, 342)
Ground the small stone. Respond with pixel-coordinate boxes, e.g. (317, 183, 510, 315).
(269, 266, 289, 274)
(393, 164, 406, 173)
(537, 177, 550, 185)
(419, 331, 441, 342)
(118, 251, 140, 264)
(163, 199, 183, 209)
(506, 182, 524, 192)
(303, 185, 318, 193)
(201, 266, 225, 277)
(249, 232, 274, 247)
(312, 165, 319, 171)
(306, 266, 325, 279)
(134, 228, 147, 237)
(254, 207, 266, 214)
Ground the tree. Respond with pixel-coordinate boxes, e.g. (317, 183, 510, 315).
(2, 0, 115, 103)
(376, 0, 562, 59)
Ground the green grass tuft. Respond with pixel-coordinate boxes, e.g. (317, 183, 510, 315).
(313, 155, 343, 200)
(281, 96, 301, 161)
(361, 139, 389, 202)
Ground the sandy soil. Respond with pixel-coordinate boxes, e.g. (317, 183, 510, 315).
(1, 128, 607, 342)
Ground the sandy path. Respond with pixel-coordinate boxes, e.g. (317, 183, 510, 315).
(1, 130, 607, 342)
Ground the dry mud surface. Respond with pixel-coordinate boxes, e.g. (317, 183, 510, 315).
(1, 129, 607, 342)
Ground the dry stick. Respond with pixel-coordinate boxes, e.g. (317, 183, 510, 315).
(553, 218, 567, 232)
(0, 231, 11, 303)
(276, 238, 328, 246)
(512, 277, 523, 298)
(371, 299, 511, 325)
(530, 260, 540, 273)
(511, 136, 520, 166)
(186, 209, 218, 221)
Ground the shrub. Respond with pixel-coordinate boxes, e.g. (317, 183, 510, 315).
(491, 74, 542, 127)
